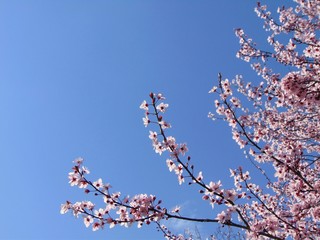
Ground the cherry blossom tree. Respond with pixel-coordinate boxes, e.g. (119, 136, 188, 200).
(61, 1, 320, 239)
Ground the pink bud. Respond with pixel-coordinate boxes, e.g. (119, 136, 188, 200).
(202, 195, 209, 200)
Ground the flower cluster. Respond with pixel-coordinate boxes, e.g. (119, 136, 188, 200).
(62, 1, 320, 239)
(61, 157, 167, 231)
(208, 1, 320, 238)
(140, 93, 256, 231)
(140, 93, 189, 185)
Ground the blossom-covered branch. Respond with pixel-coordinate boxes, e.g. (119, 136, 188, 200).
(62, 1, 320, 239)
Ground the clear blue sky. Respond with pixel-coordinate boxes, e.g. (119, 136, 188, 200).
(0, 1, 291, 239)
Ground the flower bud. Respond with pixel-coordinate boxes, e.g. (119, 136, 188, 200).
(202, 195, 209, 200)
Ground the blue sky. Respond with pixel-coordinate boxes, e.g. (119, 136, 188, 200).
(0, 1, 291, 239)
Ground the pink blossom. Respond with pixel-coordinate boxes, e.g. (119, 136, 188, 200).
(81, 201, 94, 211)
(209, 86, 218, 93)
(81, 166, 90, 174)
(164, 136, 177, 150)
(139, 100, 149, 111)
(60, 201, 72, 214)
(78, 178, 88, 188)
(166, 159, 176, 172)
(174, 164, 183, 175)
(84, 215, 93, 228)
(94, 208, 106, 219)
(156, 102, 169, 113)
(223, 189, 236, 202)
(196, 171, 203, 182)
(68, 172, 80, 186)
(143, 116, 150, 127)
(92, 222, 101, 231)
(73, 157, 84, 165)
(156, 93, 165, 100)
(216, 211, 227, 223)
(153, 142, 164, 155)
(178, 174, 184, 185)
(158, 120, 171, 129)
(179, 143, 188, 156)
(171, 206, 180, 213)
(206, 181, 222, 195)
(93, 178, 103, 189)
(148, 131, 157, 141)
